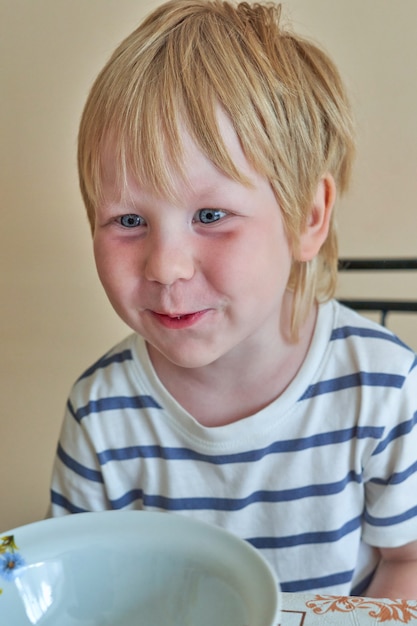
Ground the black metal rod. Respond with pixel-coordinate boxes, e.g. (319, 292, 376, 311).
(338, 258, 417, 271)
(338, 299, 417, 312)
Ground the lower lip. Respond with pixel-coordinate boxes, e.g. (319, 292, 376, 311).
(149, 310, 209, 329)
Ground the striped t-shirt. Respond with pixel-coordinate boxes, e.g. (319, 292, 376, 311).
(50, 300, 417, 594)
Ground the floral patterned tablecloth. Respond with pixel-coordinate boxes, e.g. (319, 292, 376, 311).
(280, 593, 417, 625)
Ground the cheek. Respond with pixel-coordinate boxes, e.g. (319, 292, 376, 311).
(203, 230, 284, 293)
(93, 239, 112, 287)
(93, 239, 133, 297)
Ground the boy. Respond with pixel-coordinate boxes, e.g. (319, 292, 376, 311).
(50, 0, 417, 598)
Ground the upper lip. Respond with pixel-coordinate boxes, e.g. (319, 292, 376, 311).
(150, 310, 200, 317)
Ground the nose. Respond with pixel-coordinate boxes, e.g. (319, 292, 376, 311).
(143, 232, 195, 285)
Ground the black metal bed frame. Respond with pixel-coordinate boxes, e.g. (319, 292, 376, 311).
(337, 258, 417, 326)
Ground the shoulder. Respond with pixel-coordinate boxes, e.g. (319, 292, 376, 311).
(68, 333, 150, 409)
(301, 301, 417, 408)
(329, 300, 416, 375)
(76, 333, 139, 382)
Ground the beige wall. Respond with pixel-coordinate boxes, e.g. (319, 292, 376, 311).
(1, 0, 416, 532)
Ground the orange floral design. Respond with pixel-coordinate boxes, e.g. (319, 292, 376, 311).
(306, 595, 417, 623)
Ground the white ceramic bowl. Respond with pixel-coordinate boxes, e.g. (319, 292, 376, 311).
(1, 511, 280, 625)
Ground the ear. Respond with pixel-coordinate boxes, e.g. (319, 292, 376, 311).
(296, 173, 336, 262)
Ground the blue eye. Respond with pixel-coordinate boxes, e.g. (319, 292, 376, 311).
(119, 214, 144, 228)
(196, 209, 227, 224)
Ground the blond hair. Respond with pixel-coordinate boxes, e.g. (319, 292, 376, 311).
(78, 0, 355, 337)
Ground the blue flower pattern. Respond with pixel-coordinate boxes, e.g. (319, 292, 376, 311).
(0, 535, 26, 595)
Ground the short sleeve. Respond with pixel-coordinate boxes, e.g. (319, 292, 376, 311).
(50, 395, 111, 516)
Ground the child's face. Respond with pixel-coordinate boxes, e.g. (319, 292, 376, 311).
(93, 110, 294, 371)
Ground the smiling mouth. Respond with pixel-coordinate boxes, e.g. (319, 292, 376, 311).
(149, 310, 209, 328)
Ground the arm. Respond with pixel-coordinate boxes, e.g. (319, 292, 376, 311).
(365, 540, 417, 599)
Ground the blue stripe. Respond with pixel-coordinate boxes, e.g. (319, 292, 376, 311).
(97, 426, 382, 466)
(331, 325, 408, 348)
(280, 569, 354, 593)
(50, 490, 89, 514)
(369, 459, 417, 486)
(109, 471, 362, 511)
(247, 515, 361, 549)
(372, 411, 417, 455)
(110, 489, 143, 508)
(365, 504, 417, 527)
(71, 395, 162, 422)
(78, 349, 134, 380)
(57, 444, 104, 483)
(300, 371, 404, 400)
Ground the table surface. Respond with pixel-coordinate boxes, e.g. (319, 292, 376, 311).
(280, 593, 417, 625)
